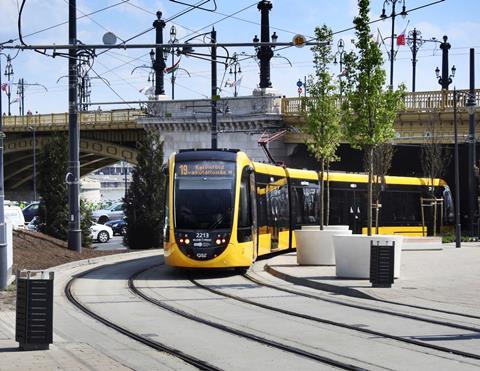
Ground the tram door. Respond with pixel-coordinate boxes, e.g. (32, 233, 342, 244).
(329, 185, 364, 234)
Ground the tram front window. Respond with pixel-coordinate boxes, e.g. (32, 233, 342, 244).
(174, 161, 235, 230)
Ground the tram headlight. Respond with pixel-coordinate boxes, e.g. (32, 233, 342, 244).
(184, 238, 190, 245)
(215, 239, 221, 245)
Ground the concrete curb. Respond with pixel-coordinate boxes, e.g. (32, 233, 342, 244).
(51, 248, 162, 273)
(264, 263, 374, 300)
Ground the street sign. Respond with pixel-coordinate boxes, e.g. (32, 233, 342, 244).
(292, 34, 306, 48)
(296, 80, 303, 87)
(298, 87, 303, 94)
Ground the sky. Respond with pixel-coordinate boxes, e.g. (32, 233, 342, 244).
(0, 0, 479, 114)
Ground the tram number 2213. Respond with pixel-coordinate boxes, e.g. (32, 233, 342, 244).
(196, 232, 210, 239)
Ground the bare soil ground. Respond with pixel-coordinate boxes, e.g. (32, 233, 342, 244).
(0, 229, 126, 311)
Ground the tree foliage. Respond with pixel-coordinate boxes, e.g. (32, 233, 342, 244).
(304, 25, 341, 228)
(342, 0, 405, 235)
(37, 134, 92, 246)
(123, 130, 165, 249)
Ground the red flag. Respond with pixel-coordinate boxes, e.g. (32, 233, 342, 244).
(397, 32, 406, 46)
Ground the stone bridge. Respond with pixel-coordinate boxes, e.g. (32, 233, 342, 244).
(2, 89, 479, 199)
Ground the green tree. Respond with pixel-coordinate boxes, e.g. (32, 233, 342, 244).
(37, 134, 92, 246)
(123, 130, 165, 249)
(342, 0, 405, 235)
(304, 25, 341, 229)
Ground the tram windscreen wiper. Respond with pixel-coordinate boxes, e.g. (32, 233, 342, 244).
(208, 214, 225, 230)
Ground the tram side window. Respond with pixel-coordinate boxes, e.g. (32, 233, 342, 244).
(381, 191, 421, 225)
(304, 187, 319, 224)
(267, 181, 289, 230)
(292, 186, 319, 226)
(237, 168, 252, 242)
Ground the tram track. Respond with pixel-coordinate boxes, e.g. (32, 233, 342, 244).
(129, 266, 367, 371)
(245, 269, 480, 333)
(65, 263, 221, 371)
(263, 263, 480, 321)
(187, 272, 480, 363)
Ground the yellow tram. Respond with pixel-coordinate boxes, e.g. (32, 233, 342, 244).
(164, 149, 453, 269)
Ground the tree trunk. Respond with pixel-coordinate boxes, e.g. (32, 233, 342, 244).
(326, 163, 330, 226)
(319, 158, 325, 230)
(367, 146, 373, 236)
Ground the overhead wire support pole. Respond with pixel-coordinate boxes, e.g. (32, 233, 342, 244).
(0, 53, 8, 289)
(211, 28, 218, 150)
(68, 0, 82, 252)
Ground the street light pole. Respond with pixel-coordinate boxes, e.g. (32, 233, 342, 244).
(4, 55, 13, 116)
(229, 52, 242, 97)
(380, 0, 408, 89)
(334, 38, 346, 96)
(467, 48, 477, 236)
(28, 126, 37, 202)
(169, 25, 177, 100)
(407, 28, 424, 92)
(0, 53, 8, 289)
(453, 88, 462, 248)
(435, 36, 454, 90)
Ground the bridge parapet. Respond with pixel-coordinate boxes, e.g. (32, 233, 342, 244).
(281, 89, 480, 116)
(147, 95, 282, 120)
(2, 109, 144, 132)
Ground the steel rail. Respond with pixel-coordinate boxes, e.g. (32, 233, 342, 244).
(64, 262, 220, 371)
(189, 274, 480, 362)
(130, 267, 365, 371)
(262, 263, 480, 321)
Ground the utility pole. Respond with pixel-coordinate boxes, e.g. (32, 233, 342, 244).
(153, 11, 166, 96)
(467, 48, 477, 236)
(68, 0, 81, 252)
(211, 28, 218, 149)
(4, 55, 13, 116)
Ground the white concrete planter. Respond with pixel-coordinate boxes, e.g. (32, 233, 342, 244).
(301, 225, 350, 231)
(295, 229, 352, 265)
(333, 234, 403, 279)
(324, 225, 350, 231)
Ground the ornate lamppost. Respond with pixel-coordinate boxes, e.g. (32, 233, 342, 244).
(380, 0, 408, 88)
(228, 52, 242, 97)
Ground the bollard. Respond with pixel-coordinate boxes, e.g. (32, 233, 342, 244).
(15, 270, 54, 351)
(369, 241, 395, 288)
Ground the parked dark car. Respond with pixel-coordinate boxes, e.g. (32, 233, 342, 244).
(22, 202, 40, 223)
(105, 218, 127, 236)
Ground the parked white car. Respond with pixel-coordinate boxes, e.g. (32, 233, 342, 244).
(90, 223, 113, 243)
(4, 205, 26, 229)
(92, 202, 124, 224)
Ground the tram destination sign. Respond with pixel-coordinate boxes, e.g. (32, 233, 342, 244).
(177, 162, 234, 177)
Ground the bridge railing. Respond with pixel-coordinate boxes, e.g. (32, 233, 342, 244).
(1, 109, 144, 129)
(281, 89, 480, 116)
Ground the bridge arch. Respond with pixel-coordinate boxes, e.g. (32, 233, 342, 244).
(4, 137, 138, 192)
